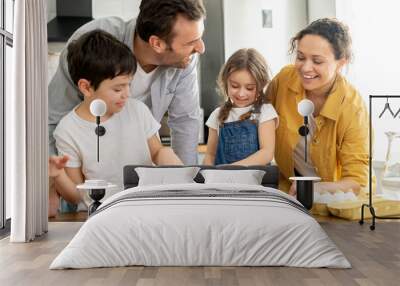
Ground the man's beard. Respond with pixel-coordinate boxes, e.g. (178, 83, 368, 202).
(162, 44, 193, 69)
(175, 58, 191, 69)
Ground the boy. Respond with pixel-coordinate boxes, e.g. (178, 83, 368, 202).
(49, 30, 182, 215)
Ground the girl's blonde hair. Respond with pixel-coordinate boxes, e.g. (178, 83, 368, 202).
(217, 48, 271, 124)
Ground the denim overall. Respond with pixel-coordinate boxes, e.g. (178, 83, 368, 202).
(215, 108, 260, 165)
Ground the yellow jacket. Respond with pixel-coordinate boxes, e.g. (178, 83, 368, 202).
(268, 65, 369, 192)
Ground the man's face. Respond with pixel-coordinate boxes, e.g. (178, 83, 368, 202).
(159, 14, 205, 68)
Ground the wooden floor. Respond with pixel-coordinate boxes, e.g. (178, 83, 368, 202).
(0, 218, 399, 286)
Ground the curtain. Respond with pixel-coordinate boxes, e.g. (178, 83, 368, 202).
(7, 0, 48, 242)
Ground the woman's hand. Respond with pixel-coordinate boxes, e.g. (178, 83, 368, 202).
(313, 182, 334, 194)
(49, 155, 69, 178)
(314, 181, 359, 194)
(289, 179, 360, 197)
(289, 181, 338, 196)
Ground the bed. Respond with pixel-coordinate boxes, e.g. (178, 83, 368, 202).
(50, 165, 351, 269)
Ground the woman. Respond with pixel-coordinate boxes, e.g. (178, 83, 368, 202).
(267, 18, 368, 195)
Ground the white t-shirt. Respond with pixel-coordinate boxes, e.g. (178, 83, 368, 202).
(206, 103, 279, 133)
(293, 115, 318, 177)
(54, 98, 161, 200)
(131, 63, 160, 107)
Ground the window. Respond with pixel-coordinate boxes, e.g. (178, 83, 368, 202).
(1, 0, 14, 233)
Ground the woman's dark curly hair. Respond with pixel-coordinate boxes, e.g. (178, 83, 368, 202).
(290, 18, 352, 61)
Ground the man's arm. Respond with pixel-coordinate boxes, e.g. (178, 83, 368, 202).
(167, 55, 201, 165)
(203, 128, 218, 165)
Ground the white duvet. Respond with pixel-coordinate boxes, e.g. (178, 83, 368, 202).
(50, 183, 351, 269)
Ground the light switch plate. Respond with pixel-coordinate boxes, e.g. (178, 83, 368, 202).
(262, 9, 272, 28)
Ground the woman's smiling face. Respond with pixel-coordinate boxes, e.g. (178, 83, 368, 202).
(295, 34, 345, 94)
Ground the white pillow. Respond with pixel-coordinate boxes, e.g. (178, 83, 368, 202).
(200, 169, 266, 185)
(135, 167, 200, 186)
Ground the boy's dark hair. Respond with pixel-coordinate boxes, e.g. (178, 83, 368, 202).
(67, 29, 137, 90)
(290, 18, 352, 61)
(136, 0, 206, 45)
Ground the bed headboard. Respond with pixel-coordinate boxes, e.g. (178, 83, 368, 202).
(123, 165, 280, 189)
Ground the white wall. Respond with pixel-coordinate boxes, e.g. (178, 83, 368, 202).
(335, 0, 400, 160)
(307, 0, 336, 22)
(223, 0, 307, 76)
(92, 0, 140, 20)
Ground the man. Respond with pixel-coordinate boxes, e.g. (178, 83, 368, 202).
(49, 0, 206, 164)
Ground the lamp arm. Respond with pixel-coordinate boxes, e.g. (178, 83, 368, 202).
(304, 116, 308, 163)
(96, 116, 100, 162)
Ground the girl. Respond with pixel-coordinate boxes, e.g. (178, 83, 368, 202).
(203, 48, 278, 165)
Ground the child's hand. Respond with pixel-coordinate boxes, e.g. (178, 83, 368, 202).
(48, 155, 69, 178)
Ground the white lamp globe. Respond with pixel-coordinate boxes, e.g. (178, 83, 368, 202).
(90, 99, 107, 117)
(298, 99, 315, 117)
